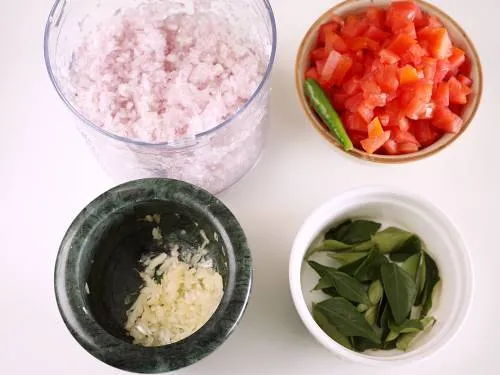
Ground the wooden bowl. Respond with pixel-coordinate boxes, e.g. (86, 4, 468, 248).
(295, 0, 483, 163)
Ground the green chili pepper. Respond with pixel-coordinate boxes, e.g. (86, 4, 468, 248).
(304, 78, 353, 152)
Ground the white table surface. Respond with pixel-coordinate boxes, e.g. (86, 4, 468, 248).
(0, 0, 497, 374)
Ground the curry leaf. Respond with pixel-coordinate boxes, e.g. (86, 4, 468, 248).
(401, 253, 421, 280)
(396, 332, 418, 351)
(313, 304, 353, 349)
(325, 220, 352, 241)
(329, 252, 369, 265)
(419, 254, 441, 317)
(308, 261, 369, 305)
(381, 263, 418, 325)
(337, 255, 369, 276)
(313, 277, 332, 291)
(368, 280, 383, 306)
(389, 235, 422, 262)
(357, 303, 369, 313)
(364, 306, 378, 326)
(335, 220, 382, 245)
(315, 297, 381, 344)
(388, 319, 424, 334)
(385, 330, 399, 342)
(354, 248, 389, 282)
(373, 227, 413, 254)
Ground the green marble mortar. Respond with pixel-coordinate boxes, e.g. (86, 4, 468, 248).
(54, 178, 252, 373)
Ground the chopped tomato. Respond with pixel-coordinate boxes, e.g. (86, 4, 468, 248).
(386, 1, 418, 30)
(448, 76, 471, 104)
(399, 65, 420, 85)
(413, 120, 441, 147)
(305, 1, 473, 155)
(383, 139, 399, 155)
(379, 49, 400, 64)
(349, 37, 380, 52)
(325, 33, 349, 54)
(365, 26, 391, 42)
(432, 106, 463, 133)
(388, 34, 417, 56)
(318, 21, 340, 44)
(398, 142, 420, 154)
(305, 67, 319, 80)
(418, 27, 452, 59)
(343, 112, 368, 132)
(368, 117, 384, 138)
(361, 130, 391, 154)
(321, 50, 342, 83)
(393, 128, 421, 146)
(448, 47, 466, 71)
(434, 59, 451, 83)
(342, 15, 369, 38)
(366, 7, 386, 29)
(458, 74, 472, 86)
(357, 101, 375, 123)
(310, 48, 328, 61)
(421, 57, 437, 81)
(331, 55, 353, 86)
(434, 81, 450, 107)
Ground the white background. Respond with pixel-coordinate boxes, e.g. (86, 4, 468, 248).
(0, 0, 497, 374)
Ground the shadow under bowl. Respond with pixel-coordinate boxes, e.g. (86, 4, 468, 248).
(295, 0, 483, 163)
(55, 178, 252, 373)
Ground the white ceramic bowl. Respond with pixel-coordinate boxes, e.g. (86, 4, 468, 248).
(289, 187, 473, 366)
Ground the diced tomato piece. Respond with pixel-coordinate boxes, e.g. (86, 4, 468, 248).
(379, 49, 400, 64)
(459, 56, 472, 76)
(434, 81, 450, 107)
(386, 1, 418, 30)
(305, 67, 319, 81)
(383, 139, 399, 155)
(325, 33, 349, 54)
(361, 130, 391, 154)
(357, 101, 375, 123)
(402, 81, 433, 119)
(310, 48, 328, 61)
(366, 93, 388, 108)
(331, 55, 353, 86)
(399, 65, 420, 85)
(434, 59, 451, 83)
(360, 78, 381, 96)
(415, 101, 436, 120)
(458, 74, 472, 86)
(432, 106, 463, 133)
(448, 76, 471, 104)
(413, 120, 441, 147)
(379, 100, 410, 130)
(418, 27, 452, 59)
(368, 116, 384, 138)
(316, 59, 326, 75)
(413, 5, 427, 29)
(342, 15, 370, 38)
(318, 22, 340, 45)
(345, 92, 364, 112)
(449, 103, 464, 116)
(401, 43, 427, 66)
(347, 130, 367, 147)
(427, 15, 443, 28)
(421, 57, 437, 81)
(448, 47, 466, 71)
(365, 26, 391, 42)
(398, 142, 420, 154)
(374, 64, 399, 93)
(331, 91, 350, 110)
(388, 34, 417, 56)
(397, 22, 417, 39)
(343, 112, 368, 132)
(393, 128, 421, 146)
(349, 37, 380, 52)
(321, 50, 342, 83)
(343, 76, 362, 95)
(366, 7, 386, 29)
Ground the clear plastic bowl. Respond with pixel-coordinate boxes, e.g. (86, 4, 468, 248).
(44, 0, 277, 194)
